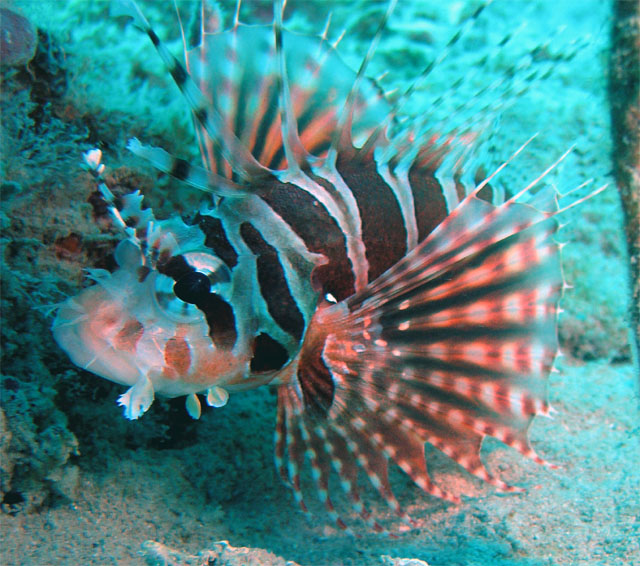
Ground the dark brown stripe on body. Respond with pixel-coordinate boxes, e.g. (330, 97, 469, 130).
(336, 152, 408, 281)
(191, 213, 238, 268)
(250, 333, 290, 372)
(408, 162, 449, 243)
(240, 222, 305, 341)
(259, 176, 356, 301)
(199, 292, 237, 349)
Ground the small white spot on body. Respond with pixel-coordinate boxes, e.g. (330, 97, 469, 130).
(472, 301, 491, 324)
(352, 416, 366, 430)
(530, 342, 545, 373)
(385, 407, 399, 420)
(385, 445, 397, 459)
(508, 391, 526, 415)
(501, 342, 517, 369)
(363, 396, 379, 412)
(440, 444, 455, 458)
(427, 401, 441, 415)
(448, 409, 464, 426)
(505, 293, 521, 320)
(387, 382, 400, 401)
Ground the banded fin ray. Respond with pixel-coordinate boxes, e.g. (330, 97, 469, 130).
(120, 0, 270, 182)
(122, 0, 395, 194)
(184, 11, 390, 174)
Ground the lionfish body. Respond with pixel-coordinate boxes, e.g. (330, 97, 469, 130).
(53, 0, 573, 531)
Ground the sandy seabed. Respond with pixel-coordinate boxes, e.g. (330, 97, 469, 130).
(1, 361, 638, 566)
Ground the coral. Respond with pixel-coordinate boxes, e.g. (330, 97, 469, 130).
(0, 84, 85, 189)
(0, 13, 89, 515)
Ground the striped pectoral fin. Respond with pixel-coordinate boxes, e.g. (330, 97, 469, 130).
(276, 382, 387, 534)
(277, 189, 562, 528)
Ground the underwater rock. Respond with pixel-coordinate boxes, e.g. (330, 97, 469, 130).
(0, 376, 79, 513)
(0, 7, 36, 67)
(141, 540, 301, 566)
(0, 408, 13, 498)
(610, 0, 640, 370)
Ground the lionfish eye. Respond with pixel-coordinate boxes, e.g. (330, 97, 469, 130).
(181, 251, 231, 286)
(173, 271, 210, 305)
(153, 251, 230, 323)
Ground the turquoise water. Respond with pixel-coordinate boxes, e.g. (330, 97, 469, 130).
(0, 1, 637, 565)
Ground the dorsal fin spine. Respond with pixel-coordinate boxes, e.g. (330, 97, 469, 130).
(326, 0, 398, 167)
(362, 1, 490, 164)
(123, 0, 268, 183)
(273, 0, 311, 172)
(126, 138, 246, 196)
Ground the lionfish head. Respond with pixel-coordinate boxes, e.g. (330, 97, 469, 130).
(52, 153, 250, 419)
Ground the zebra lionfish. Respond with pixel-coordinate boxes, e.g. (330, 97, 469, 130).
(52, 0, 600, 531)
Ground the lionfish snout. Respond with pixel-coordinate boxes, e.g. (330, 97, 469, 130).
(52, 268, 148, 389)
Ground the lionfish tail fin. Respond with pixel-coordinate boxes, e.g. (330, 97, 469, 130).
(276, 177, 563, 529)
